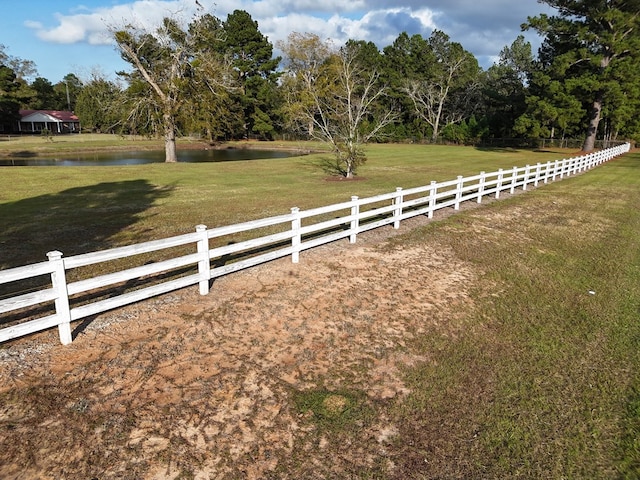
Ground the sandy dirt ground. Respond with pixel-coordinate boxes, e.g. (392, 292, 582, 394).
(0, 214, 478, 479)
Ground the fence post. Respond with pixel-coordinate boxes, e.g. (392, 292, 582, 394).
(291, 207, 301, 263)
(394, 187, 403, 228)
(454, 176, 463, 210)
(522, 165, 531, 191)
(510, 166, 518, 194)
(47, 251, 72, 345)
(428, 180, 437, 218)
(544, 161, 551, 184)
(534, 163, 542, 187)
(350, 196, 359, 244)
(196, 225, 210, 295)
(495, 169, 504, 199)
(477, 171, 485, 204)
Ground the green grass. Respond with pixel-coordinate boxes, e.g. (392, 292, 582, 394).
(384, 151, 640, 478)
(0, 139, 574, 269)
(292, 388, 375, 431)
(0, 133, 168, 156)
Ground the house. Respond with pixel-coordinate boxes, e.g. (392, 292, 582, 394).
(17, 110, 80, 134)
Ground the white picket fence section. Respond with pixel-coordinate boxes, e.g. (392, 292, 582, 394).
(0, 143, 631, 345)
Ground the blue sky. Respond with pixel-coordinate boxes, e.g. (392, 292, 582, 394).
(0, 0, 554, 83)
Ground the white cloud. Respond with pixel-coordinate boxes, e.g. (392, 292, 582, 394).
(23, 20, 44, 30)
(26, 0, 195, 45)
(35, 14, 90, 44)
(23, 0, 551, 69)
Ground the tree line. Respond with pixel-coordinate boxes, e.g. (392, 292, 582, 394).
(1, 1, 638, 172)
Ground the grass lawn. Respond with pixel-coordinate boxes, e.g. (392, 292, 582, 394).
(0, 138, 578, 268)
(384, 149, 640, 477)
(1, 137, 638, 477)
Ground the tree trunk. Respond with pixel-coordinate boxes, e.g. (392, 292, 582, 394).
(582, 55, 610, 153)
(164, 113, 178, 163)
(582, 95, 602, 152)
(432, 100, 444, 142)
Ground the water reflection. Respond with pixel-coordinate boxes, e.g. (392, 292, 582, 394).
(0, 148, 298, 166)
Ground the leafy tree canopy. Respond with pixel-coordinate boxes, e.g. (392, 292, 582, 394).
(524, 0, 640, 149)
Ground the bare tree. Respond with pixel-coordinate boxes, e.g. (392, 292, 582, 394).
(282, 37, 397, 178)
(278, 32, 332, 136)
(404, 31, 479, 142)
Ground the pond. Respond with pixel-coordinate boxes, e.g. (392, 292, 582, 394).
(0, 148, 299, 166)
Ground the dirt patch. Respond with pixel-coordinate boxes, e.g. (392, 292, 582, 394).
(0, 214, 478, 479)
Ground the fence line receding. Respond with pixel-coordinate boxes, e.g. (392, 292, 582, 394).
(0, 143, 631, 344)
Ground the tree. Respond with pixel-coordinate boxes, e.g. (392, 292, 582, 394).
(381, 32, 436, 141)
(0, 65, 22, 131)
(483, 36, 535, 138)
(524, 1, 640, 151)
(53, 73, 83, 111)
(600, 57, 640, 144)
(113, 11, 233, 161)
(402, 31, 480, 142)
(27, 77, 59, 110)
(282, 38, 397, 178)
(0, 45, 37, 80)
(182, 13, 241, 141)
(220, 10, 281, 139)
(0, 61, 39, 131)
(513, 68, 584, 141)
(278, 32, 333, 137)
(75, 73, 124, 133)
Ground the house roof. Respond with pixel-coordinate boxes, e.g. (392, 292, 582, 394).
(19, 110, 79, 122)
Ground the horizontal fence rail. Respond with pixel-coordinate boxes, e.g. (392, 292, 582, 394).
(0, 143, 631, 344)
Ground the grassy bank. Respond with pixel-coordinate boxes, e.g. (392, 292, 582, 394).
(383, 151, 640, 477)
(0, 133, 170, 156)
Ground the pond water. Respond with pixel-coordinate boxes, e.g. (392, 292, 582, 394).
(0, 148, 298, 166)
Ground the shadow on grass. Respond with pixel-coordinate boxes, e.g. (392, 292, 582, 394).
(0, 179, 173, 270)
(473, 146, 522, 153)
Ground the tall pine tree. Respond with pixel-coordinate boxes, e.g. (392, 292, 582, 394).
(221, 10, 281, 139)
(524, 0, 640, 150)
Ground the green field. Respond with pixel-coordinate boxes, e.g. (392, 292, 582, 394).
(1, 138, 577, 268)
(1, 138, 639, 477)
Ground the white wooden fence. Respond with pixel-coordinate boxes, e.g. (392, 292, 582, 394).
(0, 143, 631, 345)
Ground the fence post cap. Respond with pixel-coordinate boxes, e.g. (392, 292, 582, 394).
(47, 250, 63, 260)
(195, 224, 207, 232)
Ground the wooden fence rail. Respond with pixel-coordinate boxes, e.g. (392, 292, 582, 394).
(0, 143, 631, 345)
